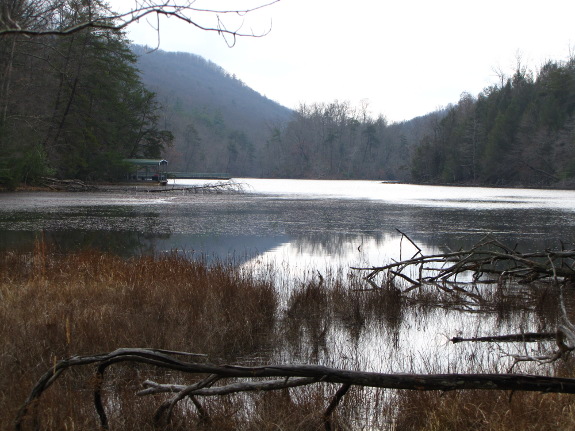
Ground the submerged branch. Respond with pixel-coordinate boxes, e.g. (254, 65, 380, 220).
(356, 234, 575, 369)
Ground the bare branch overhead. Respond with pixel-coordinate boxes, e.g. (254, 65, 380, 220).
(0, 1, 280, 40)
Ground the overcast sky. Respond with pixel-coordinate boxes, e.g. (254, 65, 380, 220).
(121, 0, 575, 123)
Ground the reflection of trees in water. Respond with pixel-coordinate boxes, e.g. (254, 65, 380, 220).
(289, 232, 411, 258)
(0, 206, 173, 257)
(287, 232, 445, 273)
(275, 268, 556, 375)
(291, 233, 378, 256)
(45, 230, 172, 257)
(401, 207, 575, 253)
(0, 229, 172, 257)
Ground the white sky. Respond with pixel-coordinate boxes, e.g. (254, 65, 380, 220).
(120, 0, 575, 123)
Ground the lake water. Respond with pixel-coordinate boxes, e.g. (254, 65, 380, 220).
(1, 179, 573, 377)
(2, 178, 575, 265)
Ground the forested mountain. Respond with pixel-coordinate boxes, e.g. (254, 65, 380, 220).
(0, 4, 172, 188)
(410, 60, 575, 187)
(133, 46, 293, 176)
(134, 47, 439, 181)
(248, 58, 575, 186)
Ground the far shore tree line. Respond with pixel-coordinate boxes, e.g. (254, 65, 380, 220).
(411, 58, 575, 187)
(1, 2, 574, 189)
(159, 55, 575, 188)
(265, 57, 575, 186)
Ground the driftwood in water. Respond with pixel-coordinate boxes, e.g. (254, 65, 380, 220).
(15, 347, 575, 430)
(149, 181, 243, 193)
(451, 332, 557, 344)
(354, 233, 575, 367)
(116, 181, 244, 194)
(353, 231, 575, 286)
(40, 177, 96, 191)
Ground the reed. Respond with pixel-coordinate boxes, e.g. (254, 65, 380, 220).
(393, 389, 575, 431)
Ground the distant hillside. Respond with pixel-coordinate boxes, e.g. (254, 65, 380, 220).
(133, 46, 575, 186)
(133, 45, 293, 175)
(132, 45, 447, 182)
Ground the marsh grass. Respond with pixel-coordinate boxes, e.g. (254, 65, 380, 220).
(1, 245, 574, 430)
(393, 389, 575, 431)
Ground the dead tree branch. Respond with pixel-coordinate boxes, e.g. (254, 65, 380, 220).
(0, 1, 280, 41)
(353, 233, 575, 288)
(16, 347, 575, 430)
(40, 177, 96, 191)
(451, 332, 557, 344)
(355, 234, 575, 367)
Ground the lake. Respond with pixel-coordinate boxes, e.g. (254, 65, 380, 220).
(2, 178, 575, 264)
(1, 178, 573, 375)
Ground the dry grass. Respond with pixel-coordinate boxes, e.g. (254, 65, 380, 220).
(1, 245, 278, 430)
(2, 244, 575, 430)
(393, 389, 575, 431)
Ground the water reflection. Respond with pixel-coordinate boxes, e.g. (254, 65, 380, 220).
(2, 181, 575, 262)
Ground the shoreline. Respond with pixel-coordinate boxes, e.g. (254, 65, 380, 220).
(4, 174, 575, 193)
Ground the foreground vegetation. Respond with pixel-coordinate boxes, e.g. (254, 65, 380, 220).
(2, 242, 575, 430)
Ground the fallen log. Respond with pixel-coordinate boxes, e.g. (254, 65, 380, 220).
(102, 181, 244, 194)
(40, 177, 96, 191)
(15, 347, 575, 430)
(451, 332, 557, 344)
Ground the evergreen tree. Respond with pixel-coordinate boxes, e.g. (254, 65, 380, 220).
(0, 1, 172, 185)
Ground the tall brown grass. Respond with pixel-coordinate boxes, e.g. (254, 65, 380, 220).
(1, 245, 279, 430)
(393, 389, 575, 431)
(2, 244, 575, 430)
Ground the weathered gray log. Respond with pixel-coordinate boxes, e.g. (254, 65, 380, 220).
(40, 177, 96, 191)
(138, 376, 318, 397)
(15, 348, 575, 430)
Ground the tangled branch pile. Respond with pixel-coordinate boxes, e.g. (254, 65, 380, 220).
(40, 177, 97, 191)
(354, 232, 575, 366)
(355, 232, 575, 287)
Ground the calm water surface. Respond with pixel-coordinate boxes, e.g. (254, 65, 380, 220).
(1, 179, 573, 377)
(2, 178, 575, 263)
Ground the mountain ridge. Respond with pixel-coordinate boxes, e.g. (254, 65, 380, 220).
(133, 45, 293, 174)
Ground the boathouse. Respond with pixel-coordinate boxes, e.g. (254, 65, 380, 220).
(123, 159, 168, 182)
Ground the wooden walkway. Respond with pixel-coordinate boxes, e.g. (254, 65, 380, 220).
(167, 172, 231, 180)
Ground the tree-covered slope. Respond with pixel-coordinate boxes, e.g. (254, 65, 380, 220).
(133, 46, 293, 175)
(108, 45, 575, 186)
(0, 6, 172, 187)
(410, 59, 575, 187)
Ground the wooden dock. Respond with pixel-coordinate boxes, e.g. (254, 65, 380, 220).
(167, 172, 231, 180)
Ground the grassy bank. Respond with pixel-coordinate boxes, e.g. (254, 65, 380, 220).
(2, 245, 575, 430)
